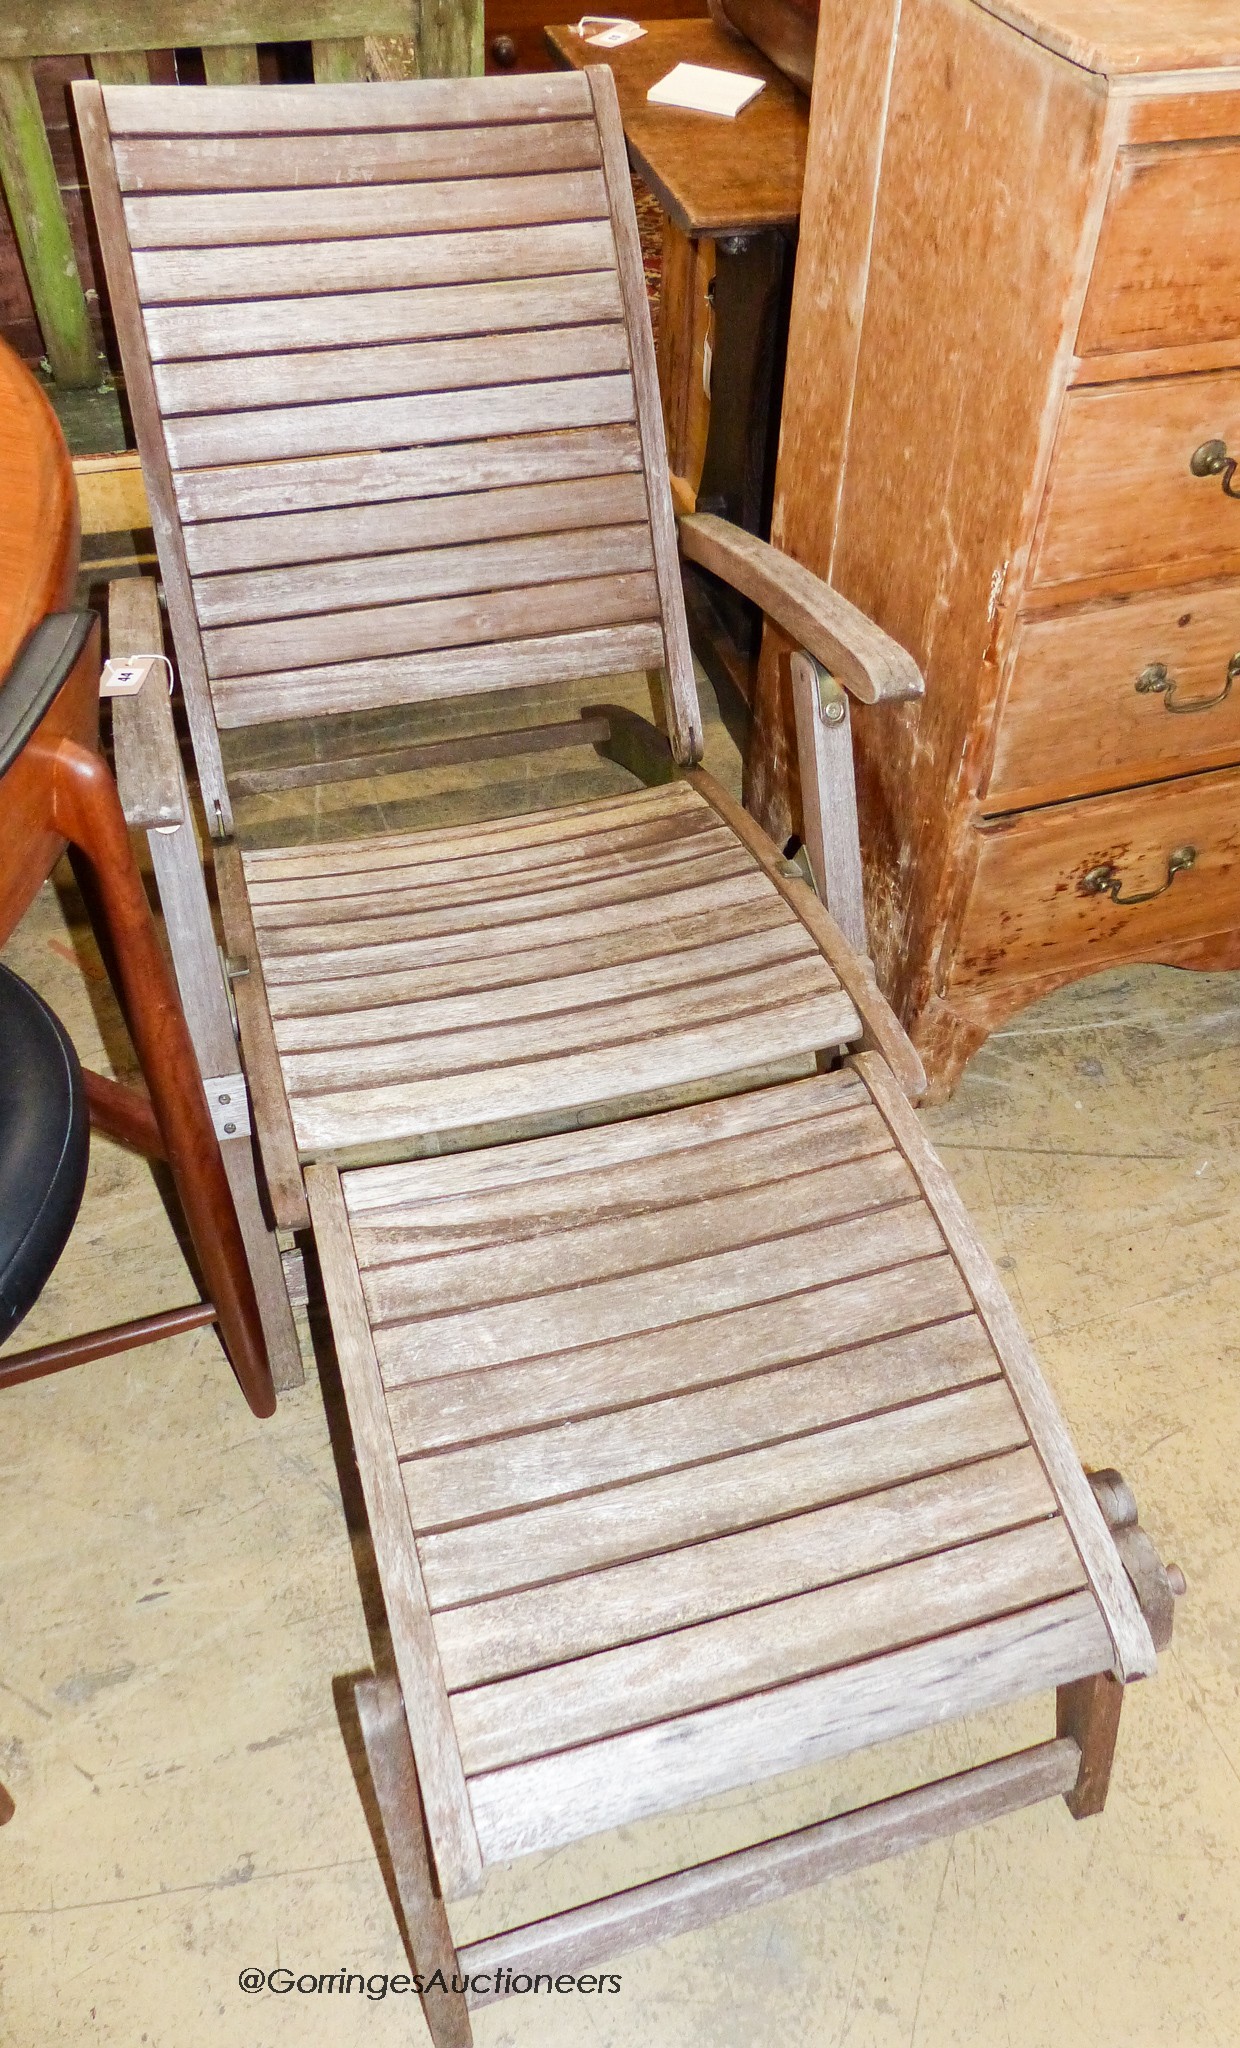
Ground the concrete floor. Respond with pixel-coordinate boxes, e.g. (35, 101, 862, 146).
(2, 706, 1239, 2045)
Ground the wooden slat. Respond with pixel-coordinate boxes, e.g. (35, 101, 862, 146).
(466, 1593, 1111, 1862)
(166, 371, 635, 471)
(414, 1378, 1021, 1607)
(855, 1054, 1158, 1683)
(363, 1142, 911, 1326)
(260, 865, 766, 978)
(113, 121, 603, 195)
(434, 1440, 1050, 1688)
(210, 620, 667, 727)
(173, 423, 641, 520)
(345, 1064, 868, 1207)
(250, 797, 716, 902)
(274, 926, 819, 1060)
(132, 221, 617, 304)
(588, 64, 701, 767)
(196, 521, 653, 631)
(255, 822, 732, 925)
(291, 986, 860, 1151)
(125, 170, 610, 247)
(452, 1520, 1086, 1771)
(287, 955, 842, 1099)
(249, 779, 698, 880)
(101, 76, 594, 135)
(338, 1049, 864, 1195)
(144, 271, 626, 362)
(204, 567, 659, 683)
(182, 471, 650, 575)
(266, 893, 792, 1016)
(458, 1740, 1082, 1989)
(401, 1258, 982, 1525)
(388, 1255, 974, 1454)
(155, 321, 630, 417)
(379, 1192, 939, 1384)
(303, 1167, 482, 1899)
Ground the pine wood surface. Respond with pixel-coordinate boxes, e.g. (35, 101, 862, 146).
(971, 0, 1240, 74)
(1030, 371, 1240, 593)
(1078, 140, 1240, 355)
(986, 582, 1240, 810)
(311, 1063, 1124, 1872)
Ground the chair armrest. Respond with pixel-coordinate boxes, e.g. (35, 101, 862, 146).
(678, 514, 924, 704)
(108, 578, 183, 831)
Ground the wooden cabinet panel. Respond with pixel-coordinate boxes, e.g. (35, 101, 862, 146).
(956, 764, 1240, 984)
(1077, 140, 1240, 355)
(987, 581, 1240, 809)
(1031, 371, 1240, 592)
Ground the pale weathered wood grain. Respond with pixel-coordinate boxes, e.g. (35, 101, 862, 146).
(452, 1519, 1086, 1771)
(466, 1594, 1111, 1861)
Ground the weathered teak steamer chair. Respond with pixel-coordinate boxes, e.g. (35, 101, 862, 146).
(75, 71, 1179, 2044)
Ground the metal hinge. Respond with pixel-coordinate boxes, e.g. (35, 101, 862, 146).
(204, 1072, 250, 1140)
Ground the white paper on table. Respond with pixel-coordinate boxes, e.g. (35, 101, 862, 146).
(646, 61, 766, 117)
(575, 16, 646, 44)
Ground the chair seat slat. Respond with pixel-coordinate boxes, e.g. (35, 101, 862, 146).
(465, 1595, 1112, 1863)
(433, 1442, 1056, 1687)
(452, 1520, 1087, 1774)
(414, 1378, 1022, 1609)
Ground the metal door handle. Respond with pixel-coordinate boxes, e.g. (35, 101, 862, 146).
(1190, 439, 1240, 498)
(1081, 844, 1197, 906)
(1135, 653, 1239, 714)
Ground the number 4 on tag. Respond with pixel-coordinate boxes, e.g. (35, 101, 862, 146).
(100, 657, 158, 697)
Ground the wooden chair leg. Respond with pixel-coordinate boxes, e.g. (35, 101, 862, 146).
(45, 740, 275, 1419)
(1057, 1672, 1124, 1818)
(355, 1678, 473, 2048)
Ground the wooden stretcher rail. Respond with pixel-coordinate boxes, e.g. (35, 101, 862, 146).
(457, 1738, 1083, 2002)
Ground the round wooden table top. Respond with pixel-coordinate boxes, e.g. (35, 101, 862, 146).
(0, 340, 77, 677)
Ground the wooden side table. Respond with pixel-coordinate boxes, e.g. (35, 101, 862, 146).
(547, 19, 807, 696)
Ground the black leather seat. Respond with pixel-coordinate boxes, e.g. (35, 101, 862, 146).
(0, 962, 88, 1345)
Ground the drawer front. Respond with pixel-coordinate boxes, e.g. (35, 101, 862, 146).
(954, 764, 1240, 984)
(1031, 372, 1240, 591)
(988, 583, 1240, 808)
(1078, 140, 1240, 357)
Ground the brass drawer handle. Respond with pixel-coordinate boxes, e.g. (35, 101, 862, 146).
(1082, 844, 1196, 906)
(1190, 439, 1240, 498)
(1136, 653, 1240, 714)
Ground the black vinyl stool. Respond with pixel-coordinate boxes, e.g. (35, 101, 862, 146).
(0, 960, 88, 1346)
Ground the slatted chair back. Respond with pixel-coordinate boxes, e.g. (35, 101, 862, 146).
(73, 72, 703, 832)
(0, 3, 448, 391)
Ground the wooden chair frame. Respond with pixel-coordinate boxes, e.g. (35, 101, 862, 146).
(71, 73, 1181, 2039)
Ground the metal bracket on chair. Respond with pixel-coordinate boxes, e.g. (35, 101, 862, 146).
(204, 1072, 250, 1141)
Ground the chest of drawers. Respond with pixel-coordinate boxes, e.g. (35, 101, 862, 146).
(753, 0, 1240, 1098)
